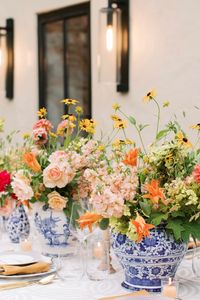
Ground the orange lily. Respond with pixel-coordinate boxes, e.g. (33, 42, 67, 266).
(123, 148, 139, 167)
(23, 152, 41, 173)
(143, 179, 165, 204)
(131, 213, 154, 242)
(76, 212, 102, 232)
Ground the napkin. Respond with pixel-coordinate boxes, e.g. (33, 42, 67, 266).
(99, 290, 150, 300)
(0, 261, 50, 276)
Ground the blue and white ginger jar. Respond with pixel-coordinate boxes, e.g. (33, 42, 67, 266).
(6, 204, 30, 243)
(33, 202, 72, 256)
(112, 227, 187, 292)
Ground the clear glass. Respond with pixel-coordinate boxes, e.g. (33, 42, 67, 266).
(68, 200, 96, 279)
(192, 239, 200, 278)
(161, 278, 180, 299)
(98, 7, 122, 84)
(86, 228, 109, 281)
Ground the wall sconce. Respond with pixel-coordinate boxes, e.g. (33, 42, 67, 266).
(0, 18, 14, 99)
(98, 0, 129, 93)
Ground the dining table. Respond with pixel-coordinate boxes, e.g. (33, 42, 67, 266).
(0, 233, 200, 300)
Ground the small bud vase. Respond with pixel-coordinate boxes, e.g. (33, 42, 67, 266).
(6, 204, 30, 243)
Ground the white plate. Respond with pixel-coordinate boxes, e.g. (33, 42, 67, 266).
(119, 297, 173, 300)
(0, 265, 56, 279)
(0, 252, 40, 266)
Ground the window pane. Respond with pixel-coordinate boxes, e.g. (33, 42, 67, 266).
(65, 15, 90, 117)
(44, 21, 64, 127)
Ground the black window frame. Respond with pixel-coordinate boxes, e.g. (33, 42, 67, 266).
(37, 2, 91, 118)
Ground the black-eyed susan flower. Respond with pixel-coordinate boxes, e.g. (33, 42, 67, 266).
(37, 107, 47, 118)
(79, 119, 96, 134)
(61, 98, 78, 105)
(75, 106, 83, 114)
(165, 153, 173, 164)
(176, 131, 192, 148)
(114, 120, 127, 129)
(191, 123, 200, 130)
(112, 103, 120, 111)
(143, 90, 157, 102)
(111, 114, 122, 122)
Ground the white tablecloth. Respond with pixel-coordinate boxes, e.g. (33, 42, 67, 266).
(0, 236, 200, 300)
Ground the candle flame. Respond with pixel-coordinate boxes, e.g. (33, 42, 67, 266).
(168, 278, 172, 285)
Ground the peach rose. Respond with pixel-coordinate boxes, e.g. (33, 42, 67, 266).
(47, 191, 67, 211)
(43, 162, 75, 188)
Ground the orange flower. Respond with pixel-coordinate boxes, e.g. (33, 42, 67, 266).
(143, 179, 165, 204)
(123, 148, 139, 167)
(131, 213, 154, 242)
(77, 212, 102, 232)
(23, 152, 41, 173)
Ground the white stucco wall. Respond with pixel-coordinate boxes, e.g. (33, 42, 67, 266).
(0, 0, 200, 146)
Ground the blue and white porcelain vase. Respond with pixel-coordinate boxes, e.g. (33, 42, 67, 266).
(33, 202, 72, 256)
(112, 227, 187, 292)
(6, 204, 30, 243)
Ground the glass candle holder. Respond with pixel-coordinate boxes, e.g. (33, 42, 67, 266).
(86, 229, 109, 281)
(162, 278, 180, 299)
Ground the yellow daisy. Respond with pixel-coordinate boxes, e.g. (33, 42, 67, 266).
(61, 98, 79, 105)
(22, 133, 30, 139)
(75, 106, 83, 114)
(143, 90, 157, 102)
(79, 119, 96, 134)
(114, 120, 127, 129)
(112, 103, 120, 111)
(97, 144, 105, 151)
(37, 107, 47, 118)
(191, 123, 200, 130)
(111, 114, 122, 122)
(49, 132, 57, 138)
(176, 131, 192, 148)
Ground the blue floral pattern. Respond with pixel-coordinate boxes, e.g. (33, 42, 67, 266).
(6, 205, 30, 243)
(112, 227, 187, 292)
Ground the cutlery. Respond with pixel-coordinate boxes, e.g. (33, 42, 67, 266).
(0, 274, 56, 291)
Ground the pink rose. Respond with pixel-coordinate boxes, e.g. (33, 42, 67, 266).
(193, 164, 200, 184)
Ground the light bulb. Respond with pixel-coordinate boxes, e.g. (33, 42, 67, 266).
(106, 25, 113, 51)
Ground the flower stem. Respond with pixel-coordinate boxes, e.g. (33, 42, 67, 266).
(119, 109, 147, 154)
(152, 98, 160, 137)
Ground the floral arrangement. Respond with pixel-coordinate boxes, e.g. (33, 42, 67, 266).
(0, 100, 103, 218)
(80, 91, 200, 243)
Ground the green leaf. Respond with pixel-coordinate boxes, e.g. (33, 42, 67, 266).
(182, 111, 186, 118)
(156, 129, 169, 140)
(151, 213, 168, 226)
(64, 135, 71, 148)
(99, 218, 109, 230)
(140, 200, 151, 217)
(166, 220, 185, 240)
(128, 116, 136, 125)
(181, 230, 190, 243)
(138, 124, 149, 132)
